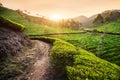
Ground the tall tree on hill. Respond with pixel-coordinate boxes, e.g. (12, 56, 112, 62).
(0, 2, 3, 7)
(93, 14, 104, 25)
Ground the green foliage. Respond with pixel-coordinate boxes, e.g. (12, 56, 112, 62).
(38, 37, 120, 79)
(0, 7, 45, 34)
(50, 39, 78, 70)
(0, 16, 25, 31)
(94, 19, 120, 33)
(66, 48, 120, 80)
(46, 37, 120, 80)
(0, 7, 29, 26)
(0, 58, 25, 79)
(56, 33, 120, 66)
(31, 36, 79, 69)
(0, 7, 76, 35)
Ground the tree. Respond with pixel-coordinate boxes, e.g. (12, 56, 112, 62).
(93, 14, 104, 25)
(0, 2, 3, 7)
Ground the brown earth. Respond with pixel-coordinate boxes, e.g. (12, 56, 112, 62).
(0, 27, 31, 60)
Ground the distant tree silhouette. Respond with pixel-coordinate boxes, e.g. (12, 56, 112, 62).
(24, 10, 27, 13)
(28, 12, 30, 14)
(0, 2, 3, 7)
(62, 19, 82, 29)
(16, 9, 22, 14)
(36, 13, 39, 16)
(93, 14, 104, 25)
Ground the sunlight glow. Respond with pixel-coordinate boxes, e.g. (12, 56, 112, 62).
(49, 14, 63, 21)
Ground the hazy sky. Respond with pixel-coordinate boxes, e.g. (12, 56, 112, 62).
(1, 0, 120, 19)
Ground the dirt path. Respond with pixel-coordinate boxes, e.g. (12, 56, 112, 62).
(24, 40, 52, 80)
(14, 40, 68, 80)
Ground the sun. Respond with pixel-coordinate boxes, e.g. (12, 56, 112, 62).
(49, 14, 63, 21)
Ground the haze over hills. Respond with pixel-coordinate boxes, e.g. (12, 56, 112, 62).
(74, 9, 120, 28)
(74, 16, 88, 23)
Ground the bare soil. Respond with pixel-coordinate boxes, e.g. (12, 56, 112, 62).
(0, 27, 31, 60)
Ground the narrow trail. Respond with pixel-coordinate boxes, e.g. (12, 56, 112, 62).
(14, 40, 68, 80)
(24, 40, 52, 80)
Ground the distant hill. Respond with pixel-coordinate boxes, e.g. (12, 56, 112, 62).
(74, 15, 88, 23)
(74, 10, 120, 28)
(93, 10, 120, 26)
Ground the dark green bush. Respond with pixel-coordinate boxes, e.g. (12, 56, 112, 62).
(50, 39, 78, 70)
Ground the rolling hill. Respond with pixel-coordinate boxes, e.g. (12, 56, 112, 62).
(0, 7, 76, 35)
(94, 19, 120, 33)
(74, 9, 120, 28)
(74, 15, 88, 23)
(58, 17, 120, 66)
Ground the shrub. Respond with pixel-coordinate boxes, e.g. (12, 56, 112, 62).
(50, 39, 78, 70)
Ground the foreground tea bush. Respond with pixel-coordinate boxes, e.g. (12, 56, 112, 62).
(50, 39, 78, 70)
(66, 49, 120, 80)
(32, 37, 120, 80)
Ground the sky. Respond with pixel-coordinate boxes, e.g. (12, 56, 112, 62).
(1, 0, 120, 19)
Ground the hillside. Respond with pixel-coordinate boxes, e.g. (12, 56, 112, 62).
(74, 10, 120, 28)
(0, 7, 29, 27)
(0, 16, 31, 59)
(0, 14, 32, 79)
(0, 16, 25, 31)
(94, 19, 120, 33)
(56, 17, 120, 66)
(0, 7, 77, 35)
(74, 15, 88, 23)
(0, 7, 45, 35)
